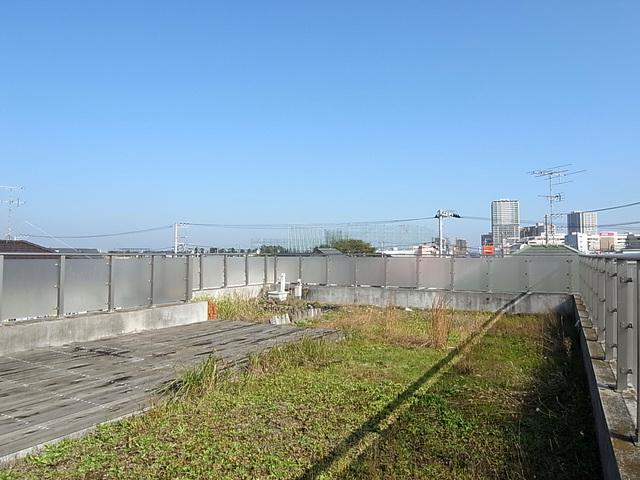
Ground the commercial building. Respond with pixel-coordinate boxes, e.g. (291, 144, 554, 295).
(491, 199, 520, 250)
(567, 211, 598, 235)
(565, 233, 599, 254)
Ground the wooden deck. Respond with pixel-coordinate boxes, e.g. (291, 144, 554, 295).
(0, 320, 339, 463)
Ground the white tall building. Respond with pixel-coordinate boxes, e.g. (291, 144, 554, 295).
(567, 211, 598, 235)
(491, 199, 520, 250)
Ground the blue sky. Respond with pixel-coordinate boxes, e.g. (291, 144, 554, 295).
(1, 1, 638, 249)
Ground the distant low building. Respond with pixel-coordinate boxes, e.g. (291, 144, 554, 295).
(599, 232, 626, 252)
(564, 233, 599, 254)
(0, 240, 52, 253)
(625, 233, 640, 251)
(481, 233, 493, 246)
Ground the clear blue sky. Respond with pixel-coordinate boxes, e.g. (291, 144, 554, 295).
(1, 1, 638, 249)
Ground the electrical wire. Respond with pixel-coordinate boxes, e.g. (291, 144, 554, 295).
(21, 225, 173, 239)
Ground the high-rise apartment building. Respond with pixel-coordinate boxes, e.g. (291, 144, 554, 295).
(567, 211, 598, 235)
(491, 199, 520, 249)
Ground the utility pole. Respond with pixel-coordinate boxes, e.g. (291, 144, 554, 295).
(529, 165, 585, 246)
(434, 210, 461, 257)
(0, 186, 24, 240)
(173, 222, 188, 254)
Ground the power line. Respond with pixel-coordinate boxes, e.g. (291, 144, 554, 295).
(573, 200, 640, 214)
(21, 225, 173, 239)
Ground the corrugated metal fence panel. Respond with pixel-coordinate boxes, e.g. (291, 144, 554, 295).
(226, 256, 246, 286)
(2, 258, 59, 320)
(154, 256, 187, 304)
(453, 258, 489, 291)
(247, 256, 265, 285)
(301, 257, 326, 284)
(528, 256, 572, 293)
(202, 256, 224, 289)
(64, 257, 109, 315)
(276, 257, 300, 283)
(386, 257, 416, 287)
(418, 258, 451, 289)
(356, 257, 384, 286)
(113, 257, 152, 309)
(490, 258, 527, 293)
(327, 256, 355, 285)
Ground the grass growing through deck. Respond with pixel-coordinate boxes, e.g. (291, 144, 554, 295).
(0, 304, 599, 480)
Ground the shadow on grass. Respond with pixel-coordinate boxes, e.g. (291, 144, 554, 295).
(296, 293, 528, 480)
(333, 312, 601, 479)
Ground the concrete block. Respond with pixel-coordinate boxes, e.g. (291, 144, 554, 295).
(0, 302, 207, 355)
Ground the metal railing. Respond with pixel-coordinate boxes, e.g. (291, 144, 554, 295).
(0, 252, 579, 322)
(578, 254, 639, 440)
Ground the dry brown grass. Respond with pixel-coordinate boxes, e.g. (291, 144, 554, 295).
(430, 294, 451, 349)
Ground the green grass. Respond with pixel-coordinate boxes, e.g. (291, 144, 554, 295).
(0, 306, 600, 480)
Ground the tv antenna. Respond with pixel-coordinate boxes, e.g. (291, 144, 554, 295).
(528, 165, 585, 245)
(0, 186, 25, 240)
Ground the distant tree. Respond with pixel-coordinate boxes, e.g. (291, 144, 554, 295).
(330, 238, 376, 255)
(259, 245, 287, 255)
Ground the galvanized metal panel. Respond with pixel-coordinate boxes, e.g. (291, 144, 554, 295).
(386, 257, 416, 287)
(2, 258, 59, 320)
(226, 256, 246, 286)
(192, 257, 201, 290)
(453, 258, 489, 291)
(201, 256, 224, 289)
(301, 257, 326, 284)
(113, 257, 152, 309)
(247, 256, 265, 285)
(266, 257, 275, 284)
(64, 257, 109, 314)
(528, 256, 572, 293)
(490, 258, 527, 293)
(154, 256, 187, 304)
(327, 256, 355, 285)
(356, 257, 384, 287)
(418, 258, 450, 289)
(276, 257, 300, 284)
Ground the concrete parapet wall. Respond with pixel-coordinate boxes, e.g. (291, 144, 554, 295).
(0, 302, 207, 356)
(192, 284, 269, 300)
(305, 286, 573, 315)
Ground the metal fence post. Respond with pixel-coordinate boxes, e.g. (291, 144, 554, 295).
(616, 260, 633, 391)
(0, 255, 4, 321)
(245, 253, 250, 286)
(298, 256, 303, 283)
(636, 260, 640, 443)
(486, 258, 493, 293)
(450, 256, 455, 291)
(354, 256, 358, 287)
(149, 255, 156, 306)
(605, 258, 618, 360)
(273, 256, 278, 284)
(264, 255, 268, 286)
(57, 255, 66, 317)
(186, 255, 194, 301)
(108, 255, 115, 311)
(415, 255, 421, 289)
(325, 255, 329, 285)
(382, 254, 388, 288)
(198, 254, 204, 292)
(223, 255, 228, 288)
(597, 258, 606, 342)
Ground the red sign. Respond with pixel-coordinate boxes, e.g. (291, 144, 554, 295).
(482, 245, 495, 256)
